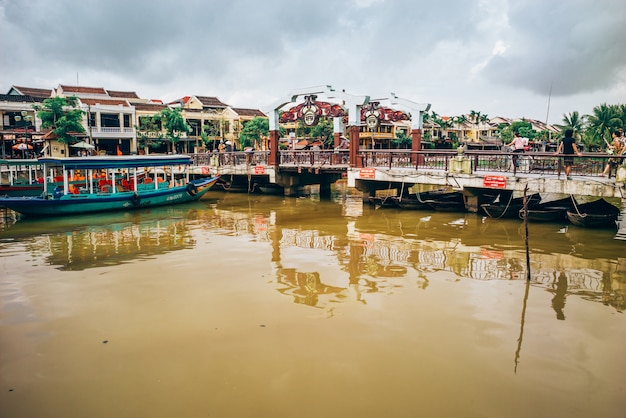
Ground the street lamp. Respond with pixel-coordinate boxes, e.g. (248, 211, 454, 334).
(14, 110, 33, 136)
(14, 111, 33, 158)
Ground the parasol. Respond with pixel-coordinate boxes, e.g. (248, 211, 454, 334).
(70, 141, 95, 149)
(12, 143, 33, 150)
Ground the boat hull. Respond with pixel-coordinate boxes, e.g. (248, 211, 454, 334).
(0, 176, 219, 217)
(566, 198, 619, 228)
(481, 193, 542, 219)
(0, 184, 43, 197)
(519, 197, 574, 222)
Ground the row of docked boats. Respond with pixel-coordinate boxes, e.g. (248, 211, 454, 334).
(369, 188, 621, 228)
(0, 156, 220, 217)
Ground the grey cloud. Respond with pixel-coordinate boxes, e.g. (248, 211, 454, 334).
(480, 0, 626, 96)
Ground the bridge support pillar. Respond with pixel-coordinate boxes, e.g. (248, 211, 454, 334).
(319, 182, 332, 198)
(268, 130, 279, 167)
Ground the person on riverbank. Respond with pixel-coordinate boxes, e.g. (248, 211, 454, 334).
(554, 128, 582, 179)
(601, 130, 624, 177)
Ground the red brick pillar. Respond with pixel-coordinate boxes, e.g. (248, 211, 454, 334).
(349, 125, 360, 167)
(268, 130, 279, 167)
(334, 132, 341, 148)
(411, 128, 422, 165)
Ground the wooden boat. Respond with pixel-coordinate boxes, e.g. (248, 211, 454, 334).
(368, 195, 397, 208)
(566, 198, 620, 228)
(389, 189, 455, 210)
(481, 193, 542, 219)
(519, 196, 575, 222)
(0, 155, 219, 217)
(423, 191, 467, 212)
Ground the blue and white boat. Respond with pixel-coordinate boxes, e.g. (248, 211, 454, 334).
(0, 155, 219, 217)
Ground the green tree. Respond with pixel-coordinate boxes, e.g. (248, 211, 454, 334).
(310, 118, 334, 148)
(391, 131, 412, 149)
(157, 108, 190, 152)
(239, 117, 269, 149)
(586, 103, 623, 148)
(34, 96, 85, 144)
(135, 116, 164, 150)
(560, 111, 585, 138)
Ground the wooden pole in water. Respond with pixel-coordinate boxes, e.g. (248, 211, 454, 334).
(523, 185, 531, 281)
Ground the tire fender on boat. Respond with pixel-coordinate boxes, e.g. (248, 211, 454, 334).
(186, 183, 198, 196)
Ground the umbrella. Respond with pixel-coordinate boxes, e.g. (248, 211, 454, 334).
(12, 143, 33, 150)
(70, 141, 95, 149)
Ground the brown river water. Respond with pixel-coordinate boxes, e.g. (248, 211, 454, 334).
(1, 182, 625, 418)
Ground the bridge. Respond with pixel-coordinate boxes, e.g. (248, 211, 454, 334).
(192, 148, 625, 202)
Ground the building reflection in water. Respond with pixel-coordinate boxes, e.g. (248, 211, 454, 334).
(203, 191, 625, 315)
(2, 189, 624, 314)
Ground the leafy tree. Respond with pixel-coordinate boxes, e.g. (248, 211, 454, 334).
(310, 118, 334, 148)
(34, 96, 85, 144)
(239, 117, 269, 149)
(586, 103, 624, 148)
(560, 111, 585, 138)
(391, 131, 412, 149)
(158, 107, 190, 146)
(135, 116, 164, 150)
(498, 120, 537, 143)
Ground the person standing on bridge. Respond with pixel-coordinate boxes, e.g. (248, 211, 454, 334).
(554, 128, 582, 180)
(601, 130, 624, 177)
(507, 132, 526, 168)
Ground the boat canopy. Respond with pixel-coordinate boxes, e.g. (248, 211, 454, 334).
(38, 155, 192, 170)
(1, 159, 42, 167)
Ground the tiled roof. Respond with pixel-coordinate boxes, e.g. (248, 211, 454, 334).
(232, 108, 266, 117)
(59, 85, 108, 95)
(107, 90, 140, 99)
(134, 103, 168, 111)
(195, 96, 229, 108)
(10, 86, 53, 98)
(0, 94, 41, 103)
(79, 98, 130, 107)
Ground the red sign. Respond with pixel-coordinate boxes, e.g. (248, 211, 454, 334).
(359, 168, 376, 179)
(483, 175, 506, 188)
(254, 166, 266, 174)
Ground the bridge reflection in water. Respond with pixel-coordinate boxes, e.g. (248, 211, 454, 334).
(1, 185, 624, 417)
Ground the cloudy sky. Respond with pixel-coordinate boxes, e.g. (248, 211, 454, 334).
(1, 0, 625, 124)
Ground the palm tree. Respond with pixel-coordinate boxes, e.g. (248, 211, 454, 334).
(560, 111, 585, 139)
(586, 103, 623, 148)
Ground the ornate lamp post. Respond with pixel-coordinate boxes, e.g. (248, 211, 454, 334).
(13, 111, 33, 158)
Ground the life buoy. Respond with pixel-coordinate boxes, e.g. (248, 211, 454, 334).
(186, 183, 198, 196)
(131, 192, 141, 206)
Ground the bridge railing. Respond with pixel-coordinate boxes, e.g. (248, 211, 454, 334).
(358, 149, 622, 178)
(191, 149, 623, 178)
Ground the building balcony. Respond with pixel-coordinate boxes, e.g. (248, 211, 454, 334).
(89, 127, 135, 138)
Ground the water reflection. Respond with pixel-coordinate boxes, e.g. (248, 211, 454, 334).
(2, 186, 626, 417)
(0, 205, 206, 270)
(198, 189, 626, 314)
(2, 188, 625, 313)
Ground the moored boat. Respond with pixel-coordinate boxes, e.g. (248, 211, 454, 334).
(423, 191, 466, 212)
(390, 188, 455, 210)
(519, 196, 575, 222)
(481, 193, 542, 219)
(0, 155, 219, 217)
(566, 198, 620, 228)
